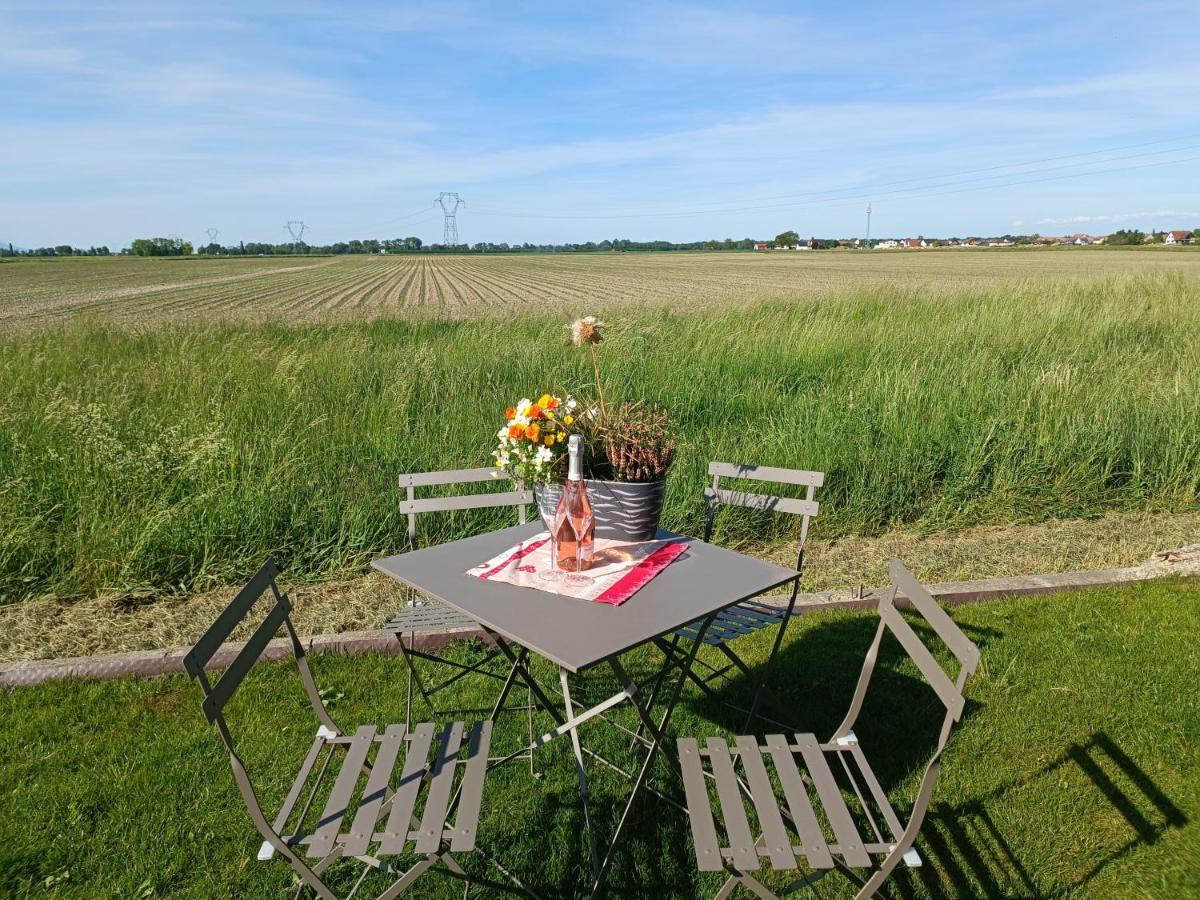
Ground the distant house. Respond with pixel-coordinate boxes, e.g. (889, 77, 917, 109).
(753, 242, 769, 251)
(1165, 230, 1195, 245)
(903, 239, 923, 249)
(874, 239, 901, 249)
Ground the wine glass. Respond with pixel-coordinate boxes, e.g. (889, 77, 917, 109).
(563, 510, 594, 587)
(536, 492, 565, 583)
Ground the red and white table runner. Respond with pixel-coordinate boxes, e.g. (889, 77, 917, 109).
(467, 532, 687, 606)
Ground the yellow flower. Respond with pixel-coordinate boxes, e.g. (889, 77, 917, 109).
(556, 432, 565, 443)
(537, 393, 553, 408)
(563, 414, 574, 425)
(544, 435, 555, 447)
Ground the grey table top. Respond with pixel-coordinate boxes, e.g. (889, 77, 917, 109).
(372, 523, 799, 673)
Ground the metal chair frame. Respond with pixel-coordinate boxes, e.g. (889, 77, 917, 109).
(677, 559, 981, 899)
(185, 559, 526, 899)
(390, 468, 534, 734)
(645, 462, 823, 733)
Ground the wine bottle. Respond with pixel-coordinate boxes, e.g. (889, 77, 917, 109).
(555, 434, 595, 572)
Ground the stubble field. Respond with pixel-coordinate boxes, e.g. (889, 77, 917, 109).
(4, 247, 1200, 329)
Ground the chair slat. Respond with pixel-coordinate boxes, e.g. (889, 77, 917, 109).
(400, 467, 505, 487)
(720, 604, 784, 627)
(449, 721, 491, 851)
(414, 722, 464, 853)
(845, 742, 905, 841)
(734, 737, 797, 870)
(308, 725, 377, 858)
(200, 594, 291, 724)
(185, 558, 278, 677)
(708, 462, 825, 488)
(705, 737, 759, 872)
(794, 734, 871, 867)
(707, 487, 819, 519)
(341, 724, 407, 857)
(398, 490, 532, 515)
(878, 602, 965, 719)
(762, 735, 833, 869)
(889, 560, 981, 671)
(678, 738, 724, 872)
(378, 722, 437, 854)
(271, 728, 332, 841)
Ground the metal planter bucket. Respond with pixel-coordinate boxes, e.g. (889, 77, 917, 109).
(535, 478, 667, 542)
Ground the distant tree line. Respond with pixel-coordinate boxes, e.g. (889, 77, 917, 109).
(6, 228, 1198, 260)
(189, 236, 770, 255)
(1, 243, 112, 257)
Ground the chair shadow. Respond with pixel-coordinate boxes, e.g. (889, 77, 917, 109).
(896, 732, 1189, 898)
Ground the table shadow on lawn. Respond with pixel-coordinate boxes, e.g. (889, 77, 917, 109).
(683, 614, 1188, 899)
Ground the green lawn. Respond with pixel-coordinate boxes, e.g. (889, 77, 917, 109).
(2, 579, 1198, 897)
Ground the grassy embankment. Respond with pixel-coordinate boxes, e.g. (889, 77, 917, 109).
(1, 273, 1197, 604)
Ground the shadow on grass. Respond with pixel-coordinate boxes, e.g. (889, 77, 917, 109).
(902, 732, 1189, 898)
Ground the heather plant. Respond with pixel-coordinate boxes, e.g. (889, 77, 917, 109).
(597, 402, 676, 483)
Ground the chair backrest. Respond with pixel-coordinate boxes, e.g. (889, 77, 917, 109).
(185, 558, 336, 744)
(185, 560, 343, 888)
(704, 461, 824, 569)
(399, 466, 532, 547)
(833, 559, 981, 872)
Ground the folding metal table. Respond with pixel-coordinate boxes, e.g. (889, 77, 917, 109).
(373, 522, 798, 896)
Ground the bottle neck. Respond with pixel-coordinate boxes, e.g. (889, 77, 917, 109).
(567, 435, 583, 481)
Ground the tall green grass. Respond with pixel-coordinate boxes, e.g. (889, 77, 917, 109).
(2, 273, 1197, 603)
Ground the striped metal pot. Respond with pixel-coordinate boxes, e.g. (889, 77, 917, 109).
(535, 478, 667, 542)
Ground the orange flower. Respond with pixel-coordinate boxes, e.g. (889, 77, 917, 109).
(525, 423, 540, 442)
(508, 424, 524, 439)
(529, 405, 544, 420)
(546, 397, 559, 410)
(505, 406, 516, 420)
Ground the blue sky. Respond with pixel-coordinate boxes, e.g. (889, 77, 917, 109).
(3, 1, 1199, 248)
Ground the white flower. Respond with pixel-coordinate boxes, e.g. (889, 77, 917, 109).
(535, 445, 554, 463)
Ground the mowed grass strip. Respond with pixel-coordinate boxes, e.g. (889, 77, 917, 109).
(1, 272, 1198, 603)
(0, 579, 1197, 896)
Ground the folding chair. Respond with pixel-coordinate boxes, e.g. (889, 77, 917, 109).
(185, 559, 515, 899)
(676, 559, 981, 899)
(651, 462, 823, 732)
(388, 467, 533, 729)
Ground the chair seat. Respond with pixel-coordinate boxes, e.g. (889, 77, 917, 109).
(263, 720, 492, 861)
(675, 598, 788, 646)
(677, 731, 918, 875)
(386, 600, 478, 635)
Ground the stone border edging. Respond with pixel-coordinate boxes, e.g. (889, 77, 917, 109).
(2, 555, 1195, 688)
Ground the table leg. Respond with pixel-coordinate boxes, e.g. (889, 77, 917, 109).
(559, 667, 601, 880)
(588, 612, 716, 898)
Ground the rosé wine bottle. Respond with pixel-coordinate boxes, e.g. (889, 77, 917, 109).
(554, 434, 595, 579)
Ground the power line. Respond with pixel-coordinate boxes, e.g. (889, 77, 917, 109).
(359, 206, 441, 231)
(468, 142, 1200, 221)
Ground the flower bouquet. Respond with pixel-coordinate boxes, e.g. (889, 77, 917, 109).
(491, 317, 676, 541)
